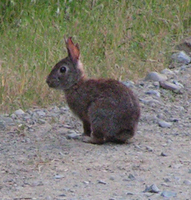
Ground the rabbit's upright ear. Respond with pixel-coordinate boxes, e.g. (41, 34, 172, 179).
(65, 37, 80, 63)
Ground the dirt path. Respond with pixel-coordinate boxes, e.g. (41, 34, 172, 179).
(0, 67, 191, 200)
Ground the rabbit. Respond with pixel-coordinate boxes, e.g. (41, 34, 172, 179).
(46, 37, 140, 144)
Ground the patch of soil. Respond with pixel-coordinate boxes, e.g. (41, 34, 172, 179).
(0, 68, 191, 200)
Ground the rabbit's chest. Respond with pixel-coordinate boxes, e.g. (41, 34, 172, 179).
(65, 91, 90, 119)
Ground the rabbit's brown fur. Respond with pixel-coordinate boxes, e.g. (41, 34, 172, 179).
(46, 37, 140, 144)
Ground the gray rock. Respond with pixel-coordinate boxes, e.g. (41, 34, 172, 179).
(161, 191, 177, 197)
(0, 121, 6, 130)
(152, 81, 160, 89)
(126, 192, 133, 196)
(36, 110, 46, 117)
(123, 174, 136, 181)
(176, 36, 191, 53)
(139, 97, 163, 107)
(146, 146, 153, 152)
(158, 120, 172, 128)
(161, 68, 175, 77)
(159, 81, 182, 93)
(0, 116, 15, 129)
(172, 80, 184, 88)
(31, 181, 44, 186)
(45, 196, 53, 200)
(161, 152, 167, 156)
(52, 106, 60, 113)
(183, 180, 191, 185)
(145, 90, 160, 97)
(122, 81, 134, 88)
(54, 174, 65, 179)
(97, 180, 107, 185)
(172, 51, 191, 64)
(1, 116, 14, 124)
(10, 113, 17, 119)
(144, 72, 167, 82)
(14, 109, 25, 116)
(66, 131, 80, 140)
(143, 184, 160, 193)
(180, 65, 189, 71)
(59, 194, 66, 197)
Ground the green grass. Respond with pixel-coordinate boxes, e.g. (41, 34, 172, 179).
(0, 0, 191, 113)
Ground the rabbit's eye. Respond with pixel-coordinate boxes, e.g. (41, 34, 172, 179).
(60, 66, 66, 73)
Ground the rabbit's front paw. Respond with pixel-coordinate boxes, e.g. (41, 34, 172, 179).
(82, 136, 104, 145)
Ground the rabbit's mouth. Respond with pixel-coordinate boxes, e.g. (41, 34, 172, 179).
(46, 78, 60, 88)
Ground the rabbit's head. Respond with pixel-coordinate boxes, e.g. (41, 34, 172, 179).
(46, 37, 84, 90)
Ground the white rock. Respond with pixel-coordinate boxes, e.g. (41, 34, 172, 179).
(161, 191, 177, 197)
(122, 81, 135, 88)
(14, 109, 25, 115)
(158, 120, 172, 128)
(144, 184, 160, 193)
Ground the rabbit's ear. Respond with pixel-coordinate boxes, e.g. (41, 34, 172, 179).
(65, 37, 80, 63)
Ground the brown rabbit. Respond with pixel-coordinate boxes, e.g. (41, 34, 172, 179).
(46, 37, 140, 144)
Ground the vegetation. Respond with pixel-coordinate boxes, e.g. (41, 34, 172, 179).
(0, 0, 191, 112)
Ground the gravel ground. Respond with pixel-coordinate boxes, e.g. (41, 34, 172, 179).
(0, 63, 191, 200)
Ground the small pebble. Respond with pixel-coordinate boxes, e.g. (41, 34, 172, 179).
(59, 194, 66, 197)
(0, 121, 6, 130)
(97, 180, 106, 185)
(36, 110, 46, 117)
(161, 152, 167, 156)
(161, 191, 177, 197)
(161, 68, 175, 76)
(128, 174, 135, 180)
(122, 81, 135, 88)
(126, 192, 133, 196)
(145, 90, 160, 97)
(158, 120, 172, 128)
(109, 177, 115, 181)
(146, 146, 153, 152)
(31, 181, 44, 186)
(143, 184, 160, 193)
(54, 175, 64, 179)
(66, 132, 80, 140)
(183, 180, 191, 185)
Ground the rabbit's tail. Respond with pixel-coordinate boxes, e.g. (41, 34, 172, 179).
(106, 124, 138, 144)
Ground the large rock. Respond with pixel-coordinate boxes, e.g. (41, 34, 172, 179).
(144, 72, 167, 82)
(171, 51, 191, 64)
(159, 81, 183, 93)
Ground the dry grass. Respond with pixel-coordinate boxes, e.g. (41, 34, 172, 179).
(0, 0, 191, 112)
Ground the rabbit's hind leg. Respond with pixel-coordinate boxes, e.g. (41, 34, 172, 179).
(83, 119, 105, 144)
(82, 120, 91, 136)
(111, 129, 135, 144)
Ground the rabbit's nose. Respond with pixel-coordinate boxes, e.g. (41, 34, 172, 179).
(46, 78, 50, 84)
(46, 78, 52, 86)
